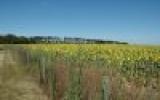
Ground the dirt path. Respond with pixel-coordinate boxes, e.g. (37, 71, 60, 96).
(0, 50, 5, 68)
(0, 50, 48, 100)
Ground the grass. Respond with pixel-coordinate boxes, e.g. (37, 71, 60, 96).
(0, 47, 48, 100)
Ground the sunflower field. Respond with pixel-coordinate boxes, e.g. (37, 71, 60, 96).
(15, 44, 160, 100)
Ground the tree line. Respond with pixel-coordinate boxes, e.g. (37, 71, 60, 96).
(0, 34, 128, 44)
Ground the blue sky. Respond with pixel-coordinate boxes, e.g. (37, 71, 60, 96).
(0, 0, 160, 44)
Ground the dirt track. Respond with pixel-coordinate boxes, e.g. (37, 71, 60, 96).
(0, 50, 5, 68)
(0, 50, 48, 100)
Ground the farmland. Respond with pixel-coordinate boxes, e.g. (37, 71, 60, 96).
(1, 44, 160, 100)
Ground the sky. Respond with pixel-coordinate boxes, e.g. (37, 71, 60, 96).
(0, 0, 160, 44)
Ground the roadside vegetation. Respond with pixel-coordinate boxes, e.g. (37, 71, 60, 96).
(0, 46, 48, 100)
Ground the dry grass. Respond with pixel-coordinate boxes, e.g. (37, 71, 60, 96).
(0, 50, 48, 100)
(42, 62, 160, 100)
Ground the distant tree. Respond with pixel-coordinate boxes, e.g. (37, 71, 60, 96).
(0, 33, 128, 44)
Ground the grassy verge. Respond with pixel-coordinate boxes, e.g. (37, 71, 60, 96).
(0, 47, 48, 100)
